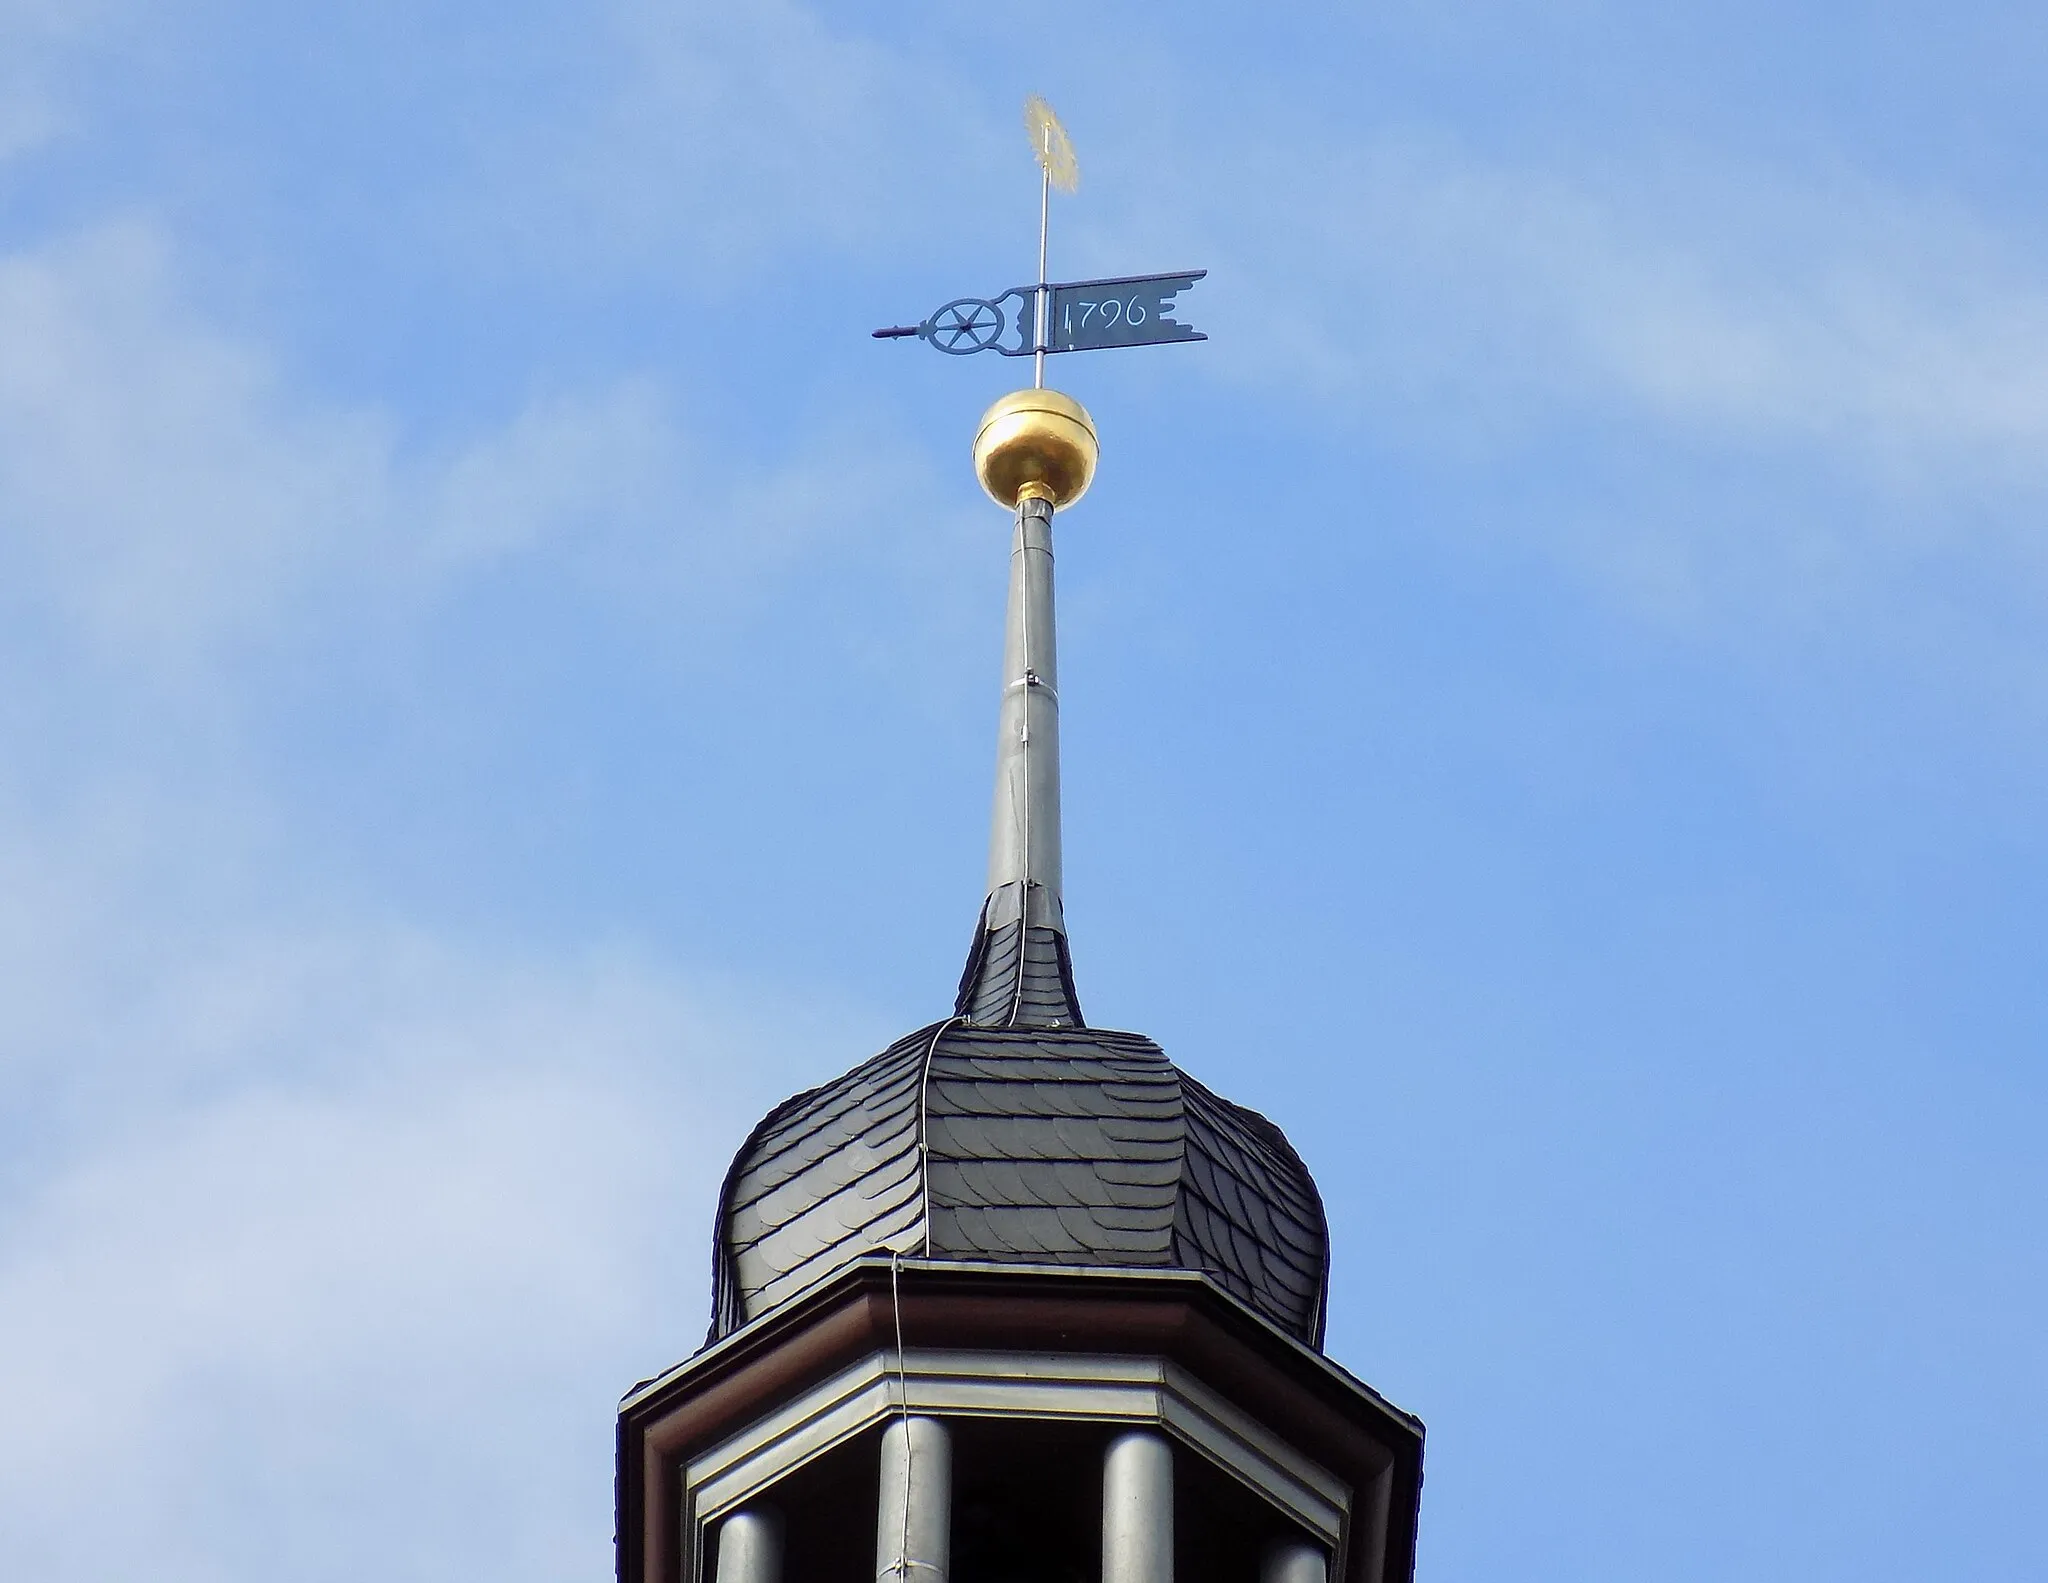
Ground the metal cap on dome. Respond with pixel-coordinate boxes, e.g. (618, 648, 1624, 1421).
(974, 387, 1098, 510)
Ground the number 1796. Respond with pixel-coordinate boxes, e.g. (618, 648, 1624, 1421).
(1064, 296, 1149, 332)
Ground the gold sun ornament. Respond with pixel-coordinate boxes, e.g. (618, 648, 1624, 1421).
(1023, 95, 1079, 193)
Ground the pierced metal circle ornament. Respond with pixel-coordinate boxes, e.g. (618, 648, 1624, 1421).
(924, 297, 1007, 355)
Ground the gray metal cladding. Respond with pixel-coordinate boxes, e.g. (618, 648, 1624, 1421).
(710, 1024, 1330, 1348)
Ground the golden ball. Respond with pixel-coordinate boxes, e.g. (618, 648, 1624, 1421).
(972, 388, 1099, 511)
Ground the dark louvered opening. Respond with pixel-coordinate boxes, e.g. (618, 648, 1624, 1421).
(951, 1417, 1099, 1583)
(706, 1429, 878, 1583)
(952, 1417, 1318, 1583)
(1176, 1439, 1323, 1583)
(703, 1418, 1324, 1583)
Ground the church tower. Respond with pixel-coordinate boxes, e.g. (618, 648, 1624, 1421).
(614, 378, 1425, 1583)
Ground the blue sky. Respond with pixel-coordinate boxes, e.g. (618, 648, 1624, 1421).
(1, 2, 2044, 1579)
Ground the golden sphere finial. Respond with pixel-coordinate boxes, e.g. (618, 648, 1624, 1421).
(973, 388, 1098, 511)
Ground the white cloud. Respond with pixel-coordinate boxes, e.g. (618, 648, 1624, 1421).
(420, 378, 979, 629)
(0, 0, 107, 164)
(0, 1002, 705, 1582)
(0, 215, 979, 681)
(0, 1063, 653, 1473)
(0, 221, 396, 662)
(0, 804, 856, 1581)
(447, 0, 1003, 288)
(0, 196, 915, 1556)
(1053, 126, 2048, 639)
(1197, 134, 2048, 490)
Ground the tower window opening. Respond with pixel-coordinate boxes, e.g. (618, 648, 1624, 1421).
(951, 1417, 1100, 1583)
(709, 1429, 880, 1583)
(1173, 1443, 1311, 1583)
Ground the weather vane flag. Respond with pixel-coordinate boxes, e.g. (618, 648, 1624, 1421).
(873, 96, 1206, 388)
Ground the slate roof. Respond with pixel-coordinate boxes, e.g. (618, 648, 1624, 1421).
(952, 890, 1085, 1027)
(709, 902, 1331, 1347)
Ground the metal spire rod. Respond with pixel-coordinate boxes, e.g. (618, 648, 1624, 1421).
(1023, 95, 1075, 389)
(985, 491, 1063, 932)
(1034, 141, 1051, 389)
(961, 384, 1094, 1027)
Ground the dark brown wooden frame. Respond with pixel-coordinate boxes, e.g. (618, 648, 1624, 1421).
(617, 1262, 1422, 1583)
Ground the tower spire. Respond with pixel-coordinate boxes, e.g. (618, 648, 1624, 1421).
(630, 95, 1424, 1583)
(954, 388, 1098, 1027)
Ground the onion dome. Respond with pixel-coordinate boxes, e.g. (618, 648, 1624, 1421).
(708, 1006, 1331, 1348)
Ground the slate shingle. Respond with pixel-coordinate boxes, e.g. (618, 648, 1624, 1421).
(708, 913, 1330, 1348)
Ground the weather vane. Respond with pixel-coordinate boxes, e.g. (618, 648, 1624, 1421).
(873, 95, 1206, 388)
